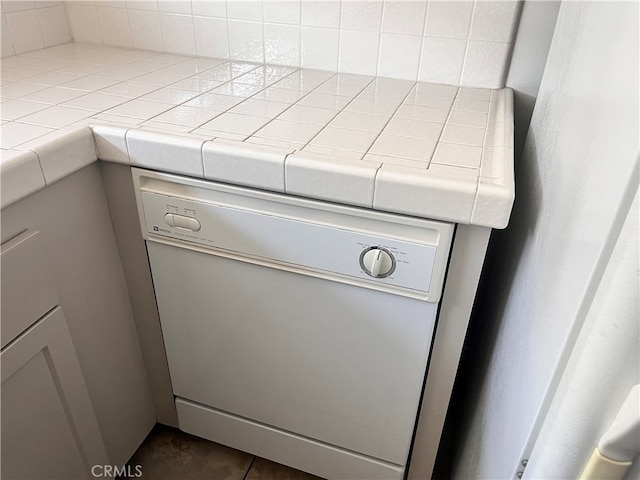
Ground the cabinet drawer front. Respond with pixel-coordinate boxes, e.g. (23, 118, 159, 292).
(1, 230, 58, 348)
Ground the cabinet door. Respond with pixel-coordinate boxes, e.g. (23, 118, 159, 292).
(1, 307, 109, 480)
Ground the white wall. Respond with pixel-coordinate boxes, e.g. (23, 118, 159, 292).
(524, 189, 638, 479)
(452, 1, 639, 479)
(61, 0, 521, 87)
(1, 1, 72, 57)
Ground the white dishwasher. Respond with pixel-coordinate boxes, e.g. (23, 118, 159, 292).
(133, 168, 454, 480)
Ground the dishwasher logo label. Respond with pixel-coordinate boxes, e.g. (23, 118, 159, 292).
(152, 225, 171, 234)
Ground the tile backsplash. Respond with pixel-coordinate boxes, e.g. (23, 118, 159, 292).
(2, 0, 521, 88)
(2, 1, 72, 57)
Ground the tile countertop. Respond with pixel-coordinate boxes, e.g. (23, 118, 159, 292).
(0, 43, 514, 228)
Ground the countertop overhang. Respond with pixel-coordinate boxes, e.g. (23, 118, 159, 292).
(1, 42, 514, 228)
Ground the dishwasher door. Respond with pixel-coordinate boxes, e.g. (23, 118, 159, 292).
(133, 168, 454, 479)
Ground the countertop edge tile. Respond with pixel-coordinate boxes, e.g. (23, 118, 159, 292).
(285, 152, 380, 208)
(373, 164, 476, 224)
(93, 124, 131, 165)
(126, 129, 206, 179)
(21, 126, 97, 185)
(202, 140, 292, 193)
(0, 149, 46, 210)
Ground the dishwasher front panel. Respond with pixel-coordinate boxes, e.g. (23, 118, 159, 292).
(147, 240, 437, 466)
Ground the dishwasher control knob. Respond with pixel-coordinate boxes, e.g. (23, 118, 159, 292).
(360, 247, 395, 278)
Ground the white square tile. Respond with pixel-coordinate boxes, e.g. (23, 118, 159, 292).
(264, 23, 300, 67)
(424, 1, 473, 38)
(230, 98, 290, 117)
(253, 87, 306, 103)
(310, 127, 378, 152)
(403, 92, 454, 109)
(191, 1, 226, 17)
(18, 105, 92, 128)
(457, 87, 492, 101)
(3, 2, 37, 13)
(37, 5, 72, 46)
(369, 134, 437, 161)
(6, 10, 45, 54)
(104, 99, 173, 119)
(92, 124, 130, 164)
(264, 0, 300, 24)
(470, 1, 520, 42)
(194, 16, 229, 58)
(97, 6, 133, 47)
(60, 92, 129, 112)
(0, 149, 45, 208)
(1, 15, 16, 58)
(301, 0, 340, 27)
(65, 3, 103, 44)
(244, 136, 305, 151)
(447, 110, 487, 128)
(329, 111, 389, 132)
(0, 121, 53, 148)
(140, 121, 194, 134)
(160, 12, 196, 55)
(485, 121, 513, 147)
(128, 9, 164, 51)
(93, 67, 144, 82)
(26, 126, 97, 184)
(2, 68, 43, 82)
(126, 0, 159, 11)
(440, 124, 485, 146)
(286, 151, 380, 207)
(453, 97, 490, 113)
(20, 86, 86, 105)
(139, 87, 200, 104)
(418, 37, 466, 85)
(150, 105, 223, 127)
(358, 80, 413, 103)
(301, 144, 364, 160)
(278, 104, 338, 125)
(183, 92, 244, 110)
(461, 41, 511, 89)
(363, 153, 428, 169)
(227, 0, 263, 21)
(374, 163, 476, 223)
(210, 81, 264, 97)
(381, 0, 426, 35)
(314, 80, 365, 97)
(0, 82, 47, 100)
(346, 98, 399, 116)
(377, 33, 421, 80)
(203, 140, 291, 192)
(200, 112, 272, 135)
(23, 71, 83, 87)
(431, 142, 482, 168)
(58, 76, 121, 92)
(228, 19, 264, 63)
(170, 77, 225, 92)
(127, 128, 205, 177)
(298, 92, 351, 109)
(192, 129, 246, 141)
(395, 104, 449, 123)
(100, 81, 161, 98)
(254, 119, 323, 143)
(158, 0, 192, 14)
(301, 26, 339, 71)
(338, 30, 380, 76)
(1, 99, 50, 120)
(341, 0, 383, 32)
(126, 73, 185, 88)
(333, 72, 374, 87)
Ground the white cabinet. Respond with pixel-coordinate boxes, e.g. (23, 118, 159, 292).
(1, 230, 109, 479)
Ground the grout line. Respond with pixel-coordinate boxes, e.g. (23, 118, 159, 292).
(242, 456, 257, 480)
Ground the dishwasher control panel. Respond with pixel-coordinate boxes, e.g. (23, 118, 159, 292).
(133, 169, 454, 302)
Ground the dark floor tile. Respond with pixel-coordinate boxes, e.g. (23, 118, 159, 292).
(121, 424, 253, 480)
(244, 457, 325, 480)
